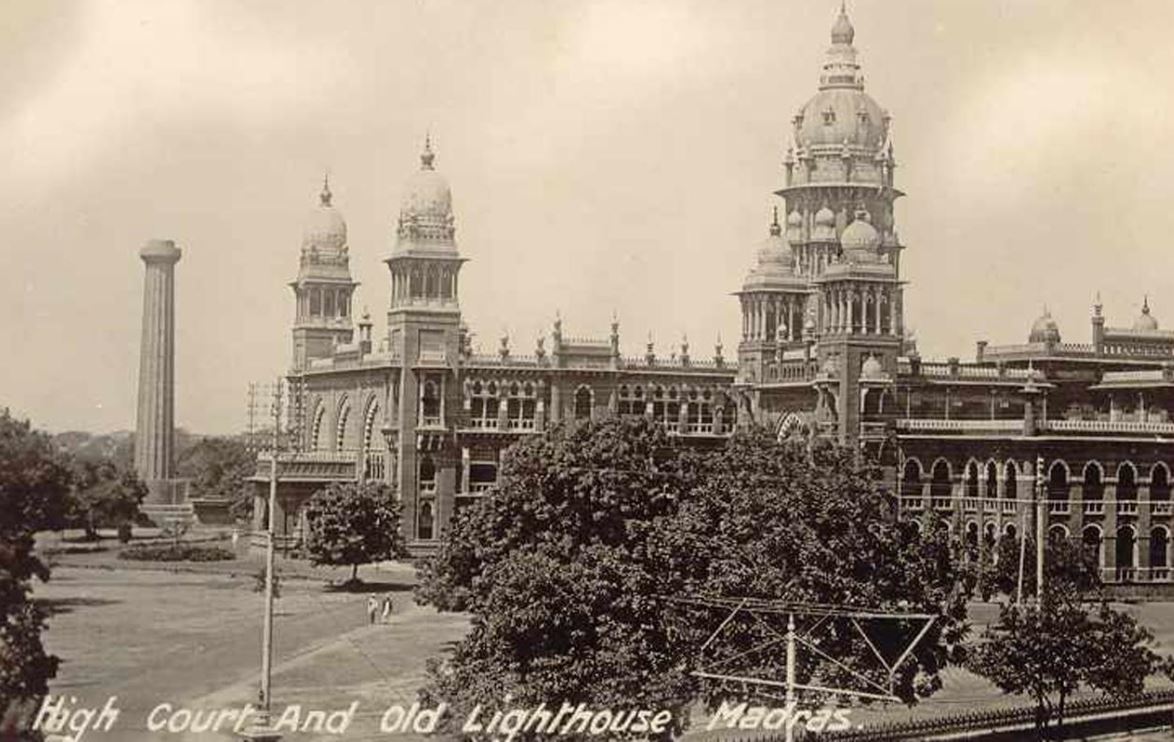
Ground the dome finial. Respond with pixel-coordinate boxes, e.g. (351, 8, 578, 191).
(831, 1, 855, 45)
(421, 132, 435, 170)
(770, 206, 781, 236)
(320, 171, 332, 206)
(1144, 295, 1150, 314)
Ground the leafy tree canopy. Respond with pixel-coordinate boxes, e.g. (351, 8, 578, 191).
(969, 589, 1167, 737)
(417, 420, 970, 737)
(304, 481, 406, 581)
(66, 460, 146, 538)
(176, 436, 255, 518)
(0, 409, 72, 722)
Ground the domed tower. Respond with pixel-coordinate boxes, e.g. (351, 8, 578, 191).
(384, 136, 467, 546)
(290, 176, 358, 371)
(736, 208, 811, 384)
(778, 2, 903, 281)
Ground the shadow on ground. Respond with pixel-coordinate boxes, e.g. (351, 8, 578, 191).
(324, 579, 415, 593)
(36, 596, 120, 615)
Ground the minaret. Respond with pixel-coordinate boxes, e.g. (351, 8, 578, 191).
(291, 176, 357, 370)
(135, 238, 182, 504)
(385, 136, 466, 545)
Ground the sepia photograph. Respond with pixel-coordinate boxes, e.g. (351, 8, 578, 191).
(4, 1, 1174, 740)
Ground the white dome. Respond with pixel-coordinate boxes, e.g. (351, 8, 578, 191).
(400, 140, 452, 221)
(840, 210, 881, 262)
(1134, 299, 1158, 331)
(302, 181, 347, 252)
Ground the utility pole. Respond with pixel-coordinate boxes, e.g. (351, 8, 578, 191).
(1035, 454, 1045, 606)
(241, 378, 283, 742)
(785, 613, 796, 742)
(1016, 505, 1027, 609)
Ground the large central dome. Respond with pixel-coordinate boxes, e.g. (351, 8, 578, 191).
(793, 5, 888, 153)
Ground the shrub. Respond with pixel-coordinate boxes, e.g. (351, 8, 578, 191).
(119, 544, 235, 562)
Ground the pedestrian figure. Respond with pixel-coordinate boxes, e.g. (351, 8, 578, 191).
(381, 596, 393, 623)
(231, 528, 240, 550)
(367, 595, 378, 624)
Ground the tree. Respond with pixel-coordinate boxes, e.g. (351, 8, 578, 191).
(980, 533, 1101, 602)
(969, 590, 1165, 738)
(176, 436, 255, 519)
(304, 481, 405, 582)
(0, 409, 71, 726)
(67, 460, 147, 540)
(416, 417, 698, 738)
(654, 430, 969, 708)
(416, 421, 969, 737)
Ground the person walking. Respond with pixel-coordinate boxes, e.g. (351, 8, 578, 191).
(367, 595, 378, 624)
(381, 596, 393, 623)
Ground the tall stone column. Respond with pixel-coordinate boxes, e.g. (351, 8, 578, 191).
(135, 239, 182, 504)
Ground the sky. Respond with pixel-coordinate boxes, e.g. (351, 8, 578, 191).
(3, 0, 1174, 435)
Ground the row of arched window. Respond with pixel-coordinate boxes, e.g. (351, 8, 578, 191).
(910, 519, 1172, 575)
(901, 458, 1173, 502)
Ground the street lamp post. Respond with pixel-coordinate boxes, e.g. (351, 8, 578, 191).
(241, 379, 283, 742)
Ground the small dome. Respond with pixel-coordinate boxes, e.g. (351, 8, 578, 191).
(401, 139, 452, 220)
(812, 205, 837, 242)
(861, 353, 883, 380)
(1134, 298, 1158, 331)
(841, 211, 880, 251)
(302, 179, 347, 252)
(839, 210, 881, 263)
(1029, 308, 1062, 344)
(743, 215, 796, 290)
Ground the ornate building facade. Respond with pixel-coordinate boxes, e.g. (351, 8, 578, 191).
(254, 7, 1174, 589)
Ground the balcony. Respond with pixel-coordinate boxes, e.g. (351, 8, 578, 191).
(1043, 419, 1174, 435)
(469, 482, 495, 493)
(962, 498, 979, 513)
(1149, 567, 1172, 582)
(1048, 501, 1070, 515)
(903, 497, 924, 512)
(1084, 501, 1105, 515)
(983, 500, 998, 513)
(1001, 501, 1017, 514)
(895, 419, 1023, 434)
(1118, 501, 1139, 515)
(1154, 502, 1173, 516)
(932, 498, 953, 512)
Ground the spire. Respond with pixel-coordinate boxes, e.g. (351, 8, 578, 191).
(770, 206, 781, 237)
(1143, 294, 1151, 314)
(831, 1, 855, 45)
(319, 172, 332, 206)
(421, 133, 435, 170)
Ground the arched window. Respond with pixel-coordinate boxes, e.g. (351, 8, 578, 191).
(309, 402, 326, 451)
(1004, 522, 1018, 540)
(1152, 464, 1171, 502)
(983, 523, 998, 549)
(901, 459, 922, 500)
(419, 455, 436, 493)
(1117, 463, 1138, 501)
(930, 460, 951, 507)
(574, 386, 592, 420)
(1116, 524, 1137, 575)
(1084, 462, 1104, 500)
(1048, 461, 1069, 509)
(324, 290, 335, 317)
(985, 462, 998, 502)
(965, 521, 979, 549)
(1004, 460, 1018, 501)
(1082, 524, 1103, 567)
(965, 461, 979, 499)
(362, 400, 383, 480)
(421, 380, 441, 426)
(1150, 527, 1169, 570)
(335, 399, 351, 451)
(1048, 523, 1070, 542)
(418, 502, 434, 540)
